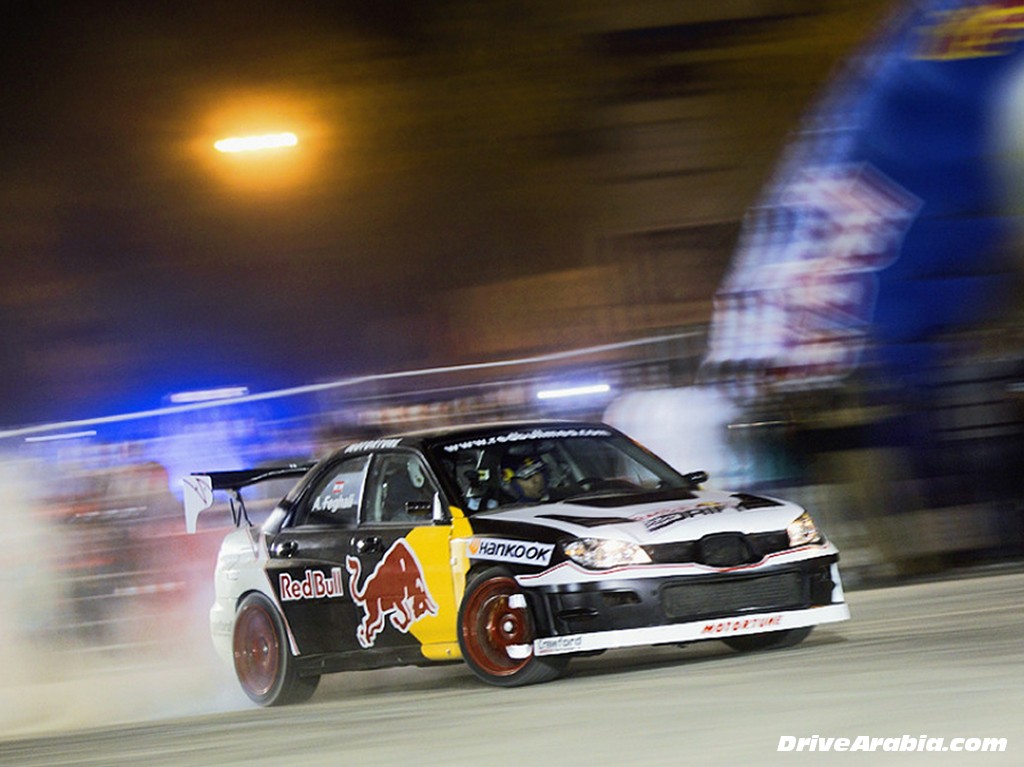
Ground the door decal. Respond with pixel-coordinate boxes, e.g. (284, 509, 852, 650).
(345, 539, 439, 648)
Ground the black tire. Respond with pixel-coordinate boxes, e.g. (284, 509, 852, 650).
(458, 567, 569, 687)
(233, 592, 320, 706)
(722, 626, 814, 653)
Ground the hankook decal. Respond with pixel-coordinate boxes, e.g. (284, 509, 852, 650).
(467, 537, 555, 566)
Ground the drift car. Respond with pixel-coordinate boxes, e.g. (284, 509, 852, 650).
(183, 421, 849, 705)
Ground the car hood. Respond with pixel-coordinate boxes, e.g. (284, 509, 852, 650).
(475, 489, 804, 544)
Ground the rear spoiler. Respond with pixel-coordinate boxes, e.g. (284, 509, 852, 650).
(182, 463, 315, 534)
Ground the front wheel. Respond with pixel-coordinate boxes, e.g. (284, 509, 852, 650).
(233, 592, 320, 706)
(722, 626, 813, 652)
(458, 568, 569, 687)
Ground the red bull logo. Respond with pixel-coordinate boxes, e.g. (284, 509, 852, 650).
(279, 567, 345, 601)
(916, 3, 1024, 61)
(345, 539, 438, 648)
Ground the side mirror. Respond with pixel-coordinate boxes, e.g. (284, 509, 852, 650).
(406, 500, 433, 518)
(405, 493, 449, 524)
(684, 470, 708, 487)
(432, 492, 447, 524)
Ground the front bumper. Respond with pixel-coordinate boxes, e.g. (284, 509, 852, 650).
(533, 603, 850, 656)
(523, 557, 848, 656)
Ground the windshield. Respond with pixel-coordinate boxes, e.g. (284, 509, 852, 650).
(428, 426, 692, 512)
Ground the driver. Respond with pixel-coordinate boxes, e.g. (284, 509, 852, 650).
(502, 455, 550, 503)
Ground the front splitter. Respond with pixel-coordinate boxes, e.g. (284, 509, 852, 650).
(531, 603, 851, 656)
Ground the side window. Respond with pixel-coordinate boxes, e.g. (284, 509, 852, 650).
(365, 453, 437, 524)
(302, 455, 369, 527)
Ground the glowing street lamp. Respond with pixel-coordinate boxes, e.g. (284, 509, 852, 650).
(198, 93, 323, 191)
(213, 132, 299, 153)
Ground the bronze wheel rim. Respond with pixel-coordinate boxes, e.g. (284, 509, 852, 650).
(462, 576, 533, 677)
(233, 602, 280, 697)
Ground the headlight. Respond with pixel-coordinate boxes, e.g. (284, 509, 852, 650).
(786, 512, 822, 547)
(562, 538, 651, 569)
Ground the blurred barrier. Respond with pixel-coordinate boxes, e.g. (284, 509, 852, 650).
(1, 322, 1022, 663)
(2, 330, 708, 657)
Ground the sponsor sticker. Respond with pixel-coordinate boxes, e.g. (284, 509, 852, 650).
(631, 502, 724, 532)
(467, 537, 555, 566)
(344, 438, 402, 453)
(345, 540, 438, 648)
(313, 493, 356, 513)
(700, 614, 782, 636)
(279, 567, 345, 601)
(535, 636, 583, 655)
(916, 3, 1024, 61)
(442, 428, 612, 453)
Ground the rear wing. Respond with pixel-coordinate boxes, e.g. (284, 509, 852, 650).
(182, 463, 315, 534)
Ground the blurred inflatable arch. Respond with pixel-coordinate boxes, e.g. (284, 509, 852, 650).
(692, 0, 1024, 573)
(703, 0, 1024, 396)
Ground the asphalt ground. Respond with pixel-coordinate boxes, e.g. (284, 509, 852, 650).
(1, 568, 1021, 766)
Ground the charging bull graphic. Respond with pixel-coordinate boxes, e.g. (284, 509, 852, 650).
(345, 539, 438, 648)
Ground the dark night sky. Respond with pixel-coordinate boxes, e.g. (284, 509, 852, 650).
(0, 2, 602, 426)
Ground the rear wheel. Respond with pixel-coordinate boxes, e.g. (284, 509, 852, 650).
(458, 568, 569, 687)
(233, 592, 320, 706)
(722, 626, 813, 652)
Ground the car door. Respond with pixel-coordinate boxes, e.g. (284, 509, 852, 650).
(266, 454, 368, 656)
(344, 450, 460, 658)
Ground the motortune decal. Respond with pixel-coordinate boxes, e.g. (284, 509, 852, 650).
(345, 540, 438, 649)
(279, 568, 345, 601)
(701, 614, 782, 636)
(468, 537, 555, 566)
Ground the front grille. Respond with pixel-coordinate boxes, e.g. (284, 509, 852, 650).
(661, 570, 806, 620)
(698, 533, 750, 567)
(646, 540, 697, 563)
(647, 531, 790, 566)
(748, 531, 790, 558)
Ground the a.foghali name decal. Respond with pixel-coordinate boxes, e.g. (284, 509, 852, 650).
(468, 538, 555, 566)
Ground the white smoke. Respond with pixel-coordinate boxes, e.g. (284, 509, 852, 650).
(604, 387, 743, 487)
(0, 456, 245, 739)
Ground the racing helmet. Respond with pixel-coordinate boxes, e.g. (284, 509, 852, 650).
(502, 454, 547, 499)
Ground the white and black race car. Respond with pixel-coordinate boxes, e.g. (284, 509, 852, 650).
(183, 421, 849, 705)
